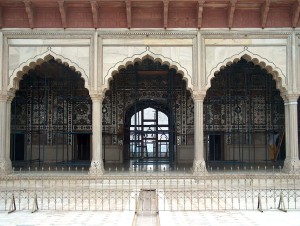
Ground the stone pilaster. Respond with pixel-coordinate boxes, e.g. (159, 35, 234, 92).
(193, 91, 206, 174)
(89, 92, 104, 175)
(0, 92, 14, 175)
(282, 94, 300, 173)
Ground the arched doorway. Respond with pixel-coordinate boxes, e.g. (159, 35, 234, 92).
(204, 58, 285, 168)
(102, 59, 194, 168)
(10, 59, 92, 167)
(126, 104, 170, 161)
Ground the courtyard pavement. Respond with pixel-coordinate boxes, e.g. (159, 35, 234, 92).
(0, 210, 299, 226)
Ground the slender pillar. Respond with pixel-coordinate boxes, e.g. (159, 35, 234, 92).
(89, 93, 104, 175)
(283, 94, 300, 172)
(193, 91, 206, 173)
(0, 93, 13, 174)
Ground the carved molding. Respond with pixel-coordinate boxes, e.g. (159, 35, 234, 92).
(1, 29, 293, 38)
(201, 31, 292, 37)
(98, 30, 197, 39)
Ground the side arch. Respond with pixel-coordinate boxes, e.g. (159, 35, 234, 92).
(103, 51, 192, 92)
(206, 52, 287, 94)
(8, 50, 89, 93)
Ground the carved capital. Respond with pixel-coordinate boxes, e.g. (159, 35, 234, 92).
(282, 92, 299, 103)
(90, 92, 104, 102)
(0, 91, 15, 102)
(192, 91, 206, 101)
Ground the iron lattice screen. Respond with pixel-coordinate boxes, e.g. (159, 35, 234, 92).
(11, 60, 92, 165)
(204, 59, 285, 166)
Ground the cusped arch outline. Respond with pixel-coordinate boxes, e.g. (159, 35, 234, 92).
(104, 50, 192, 92)
(9, 50, 89, 93)
(206, 52, 287, 94)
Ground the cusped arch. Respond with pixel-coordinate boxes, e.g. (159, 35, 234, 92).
(104, 51, 192, 92)
(9, 51, 89, 93)
(206, 53, 287, 94)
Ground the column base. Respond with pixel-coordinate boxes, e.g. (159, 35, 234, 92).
(283, 160, 300, 173)
(0, 160, 12, 175)
(89, 161, 104, 175)
(193, 160, 206, 174)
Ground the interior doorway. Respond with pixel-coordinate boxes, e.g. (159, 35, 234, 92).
(208, 134, 222, 161)
(10, 133, 25, 161)
(128, 107, 170, 161)
(76, 134, 91, 161)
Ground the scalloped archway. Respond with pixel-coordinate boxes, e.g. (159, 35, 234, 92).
(206, 53, 287, 94)
(103, 50, 192, 93)
(8, 51, 89, 93)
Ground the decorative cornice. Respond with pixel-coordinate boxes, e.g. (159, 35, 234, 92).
(2, 29, 295, 39)
(3, 30, 95, 38)
(98, 30, 197, 39)
(201, 30, 293, 37)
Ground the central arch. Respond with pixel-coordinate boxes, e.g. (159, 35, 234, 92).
(102, 58, 194, 169)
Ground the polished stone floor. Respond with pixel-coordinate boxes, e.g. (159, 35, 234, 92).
(0, 210, 299, 226)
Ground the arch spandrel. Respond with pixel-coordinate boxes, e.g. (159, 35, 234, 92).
(103, 50, 193, 93)
(206, 52, 287, 94)
(8, 50, 89, 93)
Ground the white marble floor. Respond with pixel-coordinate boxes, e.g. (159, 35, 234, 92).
(0, 210, 299, 226)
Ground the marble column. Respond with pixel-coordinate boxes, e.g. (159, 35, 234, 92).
(283, 94, 300, 172)
(0, 93, 13, 174)
(89, 93, 104, 175)
(193, 92, 206, 173)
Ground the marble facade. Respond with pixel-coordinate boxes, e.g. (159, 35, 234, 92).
(0, 29, 300, 174)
